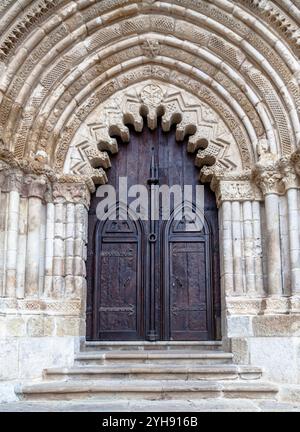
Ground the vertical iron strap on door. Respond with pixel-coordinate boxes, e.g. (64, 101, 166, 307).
(147, 150, 159, 341)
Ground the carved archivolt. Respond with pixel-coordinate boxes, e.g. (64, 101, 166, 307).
(0, 0, 299, 180)
(239, 0, 300, 57)
(66, 81, 243, 184)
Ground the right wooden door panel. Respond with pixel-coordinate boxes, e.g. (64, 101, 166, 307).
(168, 241, 210, 340)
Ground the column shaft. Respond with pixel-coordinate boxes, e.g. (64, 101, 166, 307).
(264, 193, 283, 295)
(44, 202, 54, 296)
(25, 197, 42, 297)
(6, 190, 20, 297)
(252, 201, 265, 294)
(220, 201, 234, 295)
(232, 201, 244, 294)
(65, 203, 75, 296)
(242, 201, 256, 294)
(53, 203, 65, 297)
(0, 191, 8, 296)
(287, 188, 300, 294)
(16, 198, 28, 298)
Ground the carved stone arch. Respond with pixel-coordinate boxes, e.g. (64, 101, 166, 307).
(65, 80, 245, 185)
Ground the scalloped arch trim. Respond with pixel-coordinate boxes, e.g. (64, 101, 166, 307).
(64, 80, 245, 184)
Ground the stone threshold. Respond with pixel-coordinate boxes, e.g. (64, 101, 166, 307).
(1, 399, 299, 412)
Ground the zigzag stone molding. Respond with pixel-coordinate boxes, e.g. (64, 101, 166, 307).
(66, 81, 243, 184)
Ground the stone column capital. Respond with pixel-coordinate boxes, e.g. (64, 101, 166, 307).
(202, 166, 262, 206)
(214, 180, 263, 206)
(0, 162, 52, 200)
(0, 166, 24, 193)
(252, 157, 284, 195)
(291, 149, 300, 179)
(52, 180, 91, 208)
(23, 174, 49, 200)
(279, 156, 299, 191)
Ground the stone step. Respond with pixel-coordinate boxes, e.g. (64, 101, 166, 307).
(16, 379, 278, 402)
(6, 399, 300, 412)
(75, 350, 234, 366)
(82, 341, 223, 352)
(44, 364, 263, 381)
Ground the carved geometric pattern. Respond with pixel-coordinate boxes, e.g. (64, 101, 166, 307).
(67, 139, 109, 186)
(0, 0, 63, 61)
(67, 81, 242, 183)
(242, 62, 293, 155)
(239, 0, 300, 56)
(141, 39, 161, 58)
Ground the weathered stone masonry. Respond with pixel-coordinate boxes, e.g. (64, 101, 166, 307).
(0, 0, 300, 402)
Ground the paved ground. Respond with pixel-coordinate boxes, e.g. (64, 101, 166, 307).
(0, 399, 300, 412)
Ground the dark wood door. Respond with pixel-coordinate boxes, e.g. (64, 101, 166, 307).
(86, 126, 220, 341)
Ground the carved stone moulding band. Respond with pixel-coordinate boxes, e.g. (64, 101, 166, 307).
(225, 296, 299, 316)
(2, 3, 297, 159)
(0, 298, 82, 316)
(239, 0, 300, 57)
(225, 297, 264, 316)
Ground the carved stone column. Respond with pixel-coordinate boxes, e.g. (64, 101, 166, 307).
(50, 180, 90, 300)
(0, 147, 92, 380)
(288, 151, 300, 295)
(44, 201, 55, 296)
(212, 174, 263, 297)
(24, 175, 48, 297)
(253, 157, 284, 296)
(0, 168, 23, 298)
(219, 200, 234, 296)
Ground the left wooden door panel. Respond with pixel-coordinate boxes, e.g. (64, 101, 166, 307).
(92, 216, 145, 341)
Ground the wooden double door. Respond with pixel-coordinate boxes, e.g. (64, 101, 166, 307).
(86, 126, 220, 341)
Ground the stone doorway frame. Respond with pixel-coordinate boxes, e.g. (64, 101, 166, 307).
(1, 79, 300, 386)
